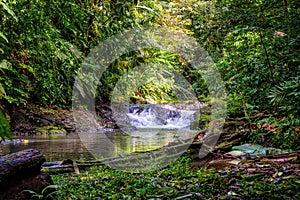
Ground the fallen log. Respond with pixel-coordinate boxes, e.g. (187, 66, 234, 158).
(0, 148, 46, 186)
(42, 159, 106, 174)
(0, 149, 53, 200)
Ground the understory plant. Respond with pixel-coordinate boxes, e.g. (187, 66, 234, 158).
(52, 153, 300, 199)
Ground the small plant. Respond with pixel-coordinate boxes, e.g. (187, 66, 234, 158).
(0, 110, 12, 142)
(23, 185, 59, 200)
(269, 76, 300, 112)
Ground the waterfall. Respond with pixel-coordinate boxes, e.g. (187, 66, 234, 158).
(126, 104, 198, 130)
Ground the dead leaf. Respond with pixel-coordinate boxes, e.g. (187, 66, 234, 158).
(228, 160, 241, 165)
(274, 31, 287, 37)
(294, 127, 300, 131)
(73, 161, 80, 174)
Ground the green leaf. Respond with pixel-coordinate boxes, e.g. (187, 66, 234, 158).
(0, 83, 6, 95)
(0, 110, 12, 141)
(0, 2, 18, 22)
(23, 190, 37, 195)
(0, 32, 8, 43)
(136, 5, 162, 17)
(41, 184, 59, 194)
(0, 59, 13, 71)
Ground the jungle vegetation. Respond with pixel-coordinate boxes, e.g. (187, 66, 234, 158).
(1, 0, 299, 199)
(1, 0, 299, 148)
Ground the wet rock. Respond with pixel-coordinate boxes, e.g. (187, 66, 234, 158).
(9, 105, 76, 135)
(96, 105, 117, 128)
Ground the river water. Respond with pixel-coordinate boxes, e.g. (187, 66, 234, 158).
(0, 130, 195, 161)
(0, 103, 200, 162)
(0, 133, 94, 161)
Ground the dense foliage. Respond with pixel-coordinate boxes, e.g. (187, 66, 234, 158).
(185, 0, 300, 117)
(0, 109, 12, 141)
(0, 1, 299, 145)
(1, 0, 138, 106)
(1, 1, 299, 199)
(50, 153, 300, 199)
(182, 0, 300, 148)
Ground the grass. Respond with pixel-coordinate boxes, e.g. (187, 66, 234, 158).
(51, 152, 300, 200)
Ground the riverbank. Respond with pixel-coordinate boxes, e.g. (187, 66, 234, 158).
(2, 104, 300, 199)
(5, 104, 116, 136)
(3, 103, 299, 157)
(50, 152, 300, 199)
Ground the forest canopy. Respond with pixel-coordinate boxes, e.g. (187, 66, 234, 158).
(0, 0, 299, 147)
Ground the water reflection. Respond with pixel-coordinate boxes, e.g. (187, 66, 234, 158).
(0, 130, 195, 162)
(79, 129, 195, 161)
(0, 133, 94, 161)
(112, 130, 193, 153)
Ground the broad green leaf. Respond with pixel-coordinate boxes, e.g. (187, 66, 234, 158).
(0, 59, 12, 70)
(0, 32, 8, 43)
(231, 144, 290, 156)
(0, 110, 12, 141)
(136, 5, 162, 17)
(0, 83, 6, 95)
(0, 2, 18, 22)
(42, 184, 60, 194)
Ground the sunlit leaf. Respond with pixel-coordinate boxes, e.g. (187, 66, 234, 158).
(0, 32, 8, 43)
(136, 5, 162, 17)
(0, 59, 12, 71)
(0, 2, 18, 22)
(0, 83, 6, 95)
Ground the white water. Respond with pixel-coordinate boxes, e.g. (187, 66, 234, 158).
(126, 104, 198, 130)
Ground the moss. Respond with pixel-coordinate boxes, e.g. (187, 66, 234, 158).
(36, 126, 66, 134)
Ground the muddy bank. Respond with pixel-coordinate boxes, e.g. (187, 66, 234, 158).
(7, 104, 116, 136)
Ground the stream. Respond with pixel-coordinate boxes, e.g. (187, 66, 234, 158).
(0, 103, 201, 162)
